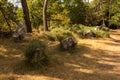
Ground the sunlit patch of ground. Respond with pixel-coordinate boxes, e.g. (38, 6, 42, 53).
(0, 30, 120, 80)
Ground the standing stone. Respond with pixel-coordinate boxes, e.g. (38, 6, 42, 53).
(60, 36, 77, 50)
(94, 26, 102, 31)
(13, 22, 27, 41)
(83, 30, 95, 38)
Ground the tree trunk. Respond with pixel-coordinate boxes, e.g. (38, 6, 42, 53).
(108, 0, 112, 27)
(21, 0, 32, 33)
(43, 0, 49, 32)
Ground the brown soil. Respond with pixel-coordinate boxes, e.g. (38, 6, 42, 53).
(0, 30, 120, 80)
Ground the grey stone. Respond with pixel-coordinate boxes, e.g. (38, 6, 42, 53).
(13, 22, 27, 42)
(33, 48, 45, 61)
(60, 36, 77, 50)
(94, 26, 102, 30)
(83, 30, 95, 38)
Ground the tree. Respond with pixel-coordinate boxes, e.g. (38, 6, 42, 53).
(21, 0, 32, 33)
(43, 0, 49, 32)
(27, 0, 43, 28)
(63, 0, 87, 24)
(0, 0, 14, 32)
(47, 0, 70, 25)
(109, 0, 120, 28)
(108, 0, 112, 26)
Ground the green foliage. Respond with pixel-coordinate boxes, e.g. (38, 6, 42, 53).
(27, 0, 43, 27)
(0, 0, 17, 31)
(15, 8, 24, 22)
(107, 0, 120, 28)
(63, 0, 87, 24)
(0, 0, 119, 32)
(101, 27, 110, 31)
(94, 30, 110, 38)
(43, 24, 109, 40)
(48, 0, 70, 25)
(44, 26, 72, 41)
(25, 40, 48, 67)
(69, 24, 110, 38)
(109, 13, 120, 27)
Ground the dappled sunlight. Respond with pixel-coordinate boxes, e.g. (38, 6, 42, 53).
(64, 63, 94, 74)
(64, 63, 81, 68)
(0, 44, 22, 58)
(0, 74, 62, 80)
(101, 57, 114, 61)
(0, 46, 8, 58)
(74, 68, 94, 74)
(0, 46, 7, 52)
(0, 0, 120, 79)
(17, 75, 63, 80)
(83, 54, 95, 59)
(0, 30, 120, 80)
(98, 60, 120, 66)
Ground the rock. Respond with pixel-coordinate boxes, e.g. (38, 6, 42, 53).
(13, 22, 27, 42)
(32, 48, 48, 65)
(60, 36, 77, 50)
(94, 26, 102, 30)
(83, 30, 95, 38)
(33, 48, 45, 60)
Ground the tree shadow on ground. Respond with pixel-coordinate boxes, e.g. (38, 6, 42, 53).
(103, 42, 120, 46)
(110, 30, 120, 43)
(13, 44, 120, 80)
(0, 39, 120, 80)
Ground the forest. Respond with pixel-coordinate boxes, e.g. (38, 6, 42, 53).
(0, 0, 120, 80)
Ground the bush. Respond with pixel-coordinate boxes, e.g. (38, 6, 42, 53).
(44, 24, 110, 39)
(70, 24, 110, 38)
(76, 29, 85, 38)
(101, 27, 110, 31)
(94, 30, 110, 38)
(25, 40, 48, 67)
(44, 27, 72, 41)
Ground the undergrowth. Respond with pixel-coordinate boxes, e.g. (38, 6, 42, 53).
(43, 24, 110, 40)
(25, 39, 49, 68)
(43, 27, 72, 41)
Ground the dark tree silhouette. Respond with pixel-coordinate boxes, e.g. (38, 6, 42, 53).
(43, 0, 49, 32)
(21, 0, 32, 33)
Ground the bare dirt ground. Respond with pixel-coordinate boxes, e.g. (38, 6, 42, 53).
(0, 30, 120, 80)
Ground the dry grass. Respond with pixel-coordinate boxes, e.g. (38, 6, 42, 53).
(0, 30, 120, 80)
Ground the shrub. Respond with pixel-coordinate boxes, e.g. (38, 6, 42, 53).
(94, 30, 110, 38)
(101, 27, 110, 31)
(69, 24, 81, 33)
(25, 40, 48, 67)
(76, 29, 85, 38)
(70, 24, 110, 38)
(44, 27, 72, 41)
(44, 24, 110, 39)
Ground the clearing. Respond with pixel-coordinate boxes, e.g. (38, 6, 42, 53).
(0, 30, 120, 80)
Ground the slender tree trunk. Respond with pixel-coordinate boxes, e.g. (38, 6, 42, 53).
(88, 0, 89, 3)
(21, 0, 32, 33)
(0, 10, 12, 32)
(108, 0, 112, 27)
(99, 0, 105, 26)
(43, 0, 49, 32)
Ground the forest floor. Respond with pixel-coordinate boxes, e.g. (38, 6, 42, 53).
(0, 29, 120, 80)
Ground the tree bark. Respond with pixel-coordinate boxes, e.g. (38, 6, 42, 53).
(43, 0, 49, 32)
(108, 0, 112, 27)
(21, 0, 32, 33)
